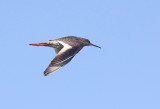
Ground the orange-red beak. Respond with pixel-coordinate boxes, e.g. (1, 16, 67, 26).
(90, 43, 101, 48)
(29, 43, 48, 46)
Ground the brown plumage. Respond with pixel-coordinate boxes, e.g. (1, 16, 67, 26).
(29, 36, 101, 76)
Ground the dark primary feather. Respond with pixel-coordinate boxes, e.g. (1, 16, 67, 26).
(51, 47, 80, 65)
(43, 46, 83, 76)
(44, 57, 73, 76)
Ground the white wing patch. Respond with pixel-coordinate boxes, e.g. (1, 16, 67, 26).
(57, 41, 72, 55)
(44, 41, 73, 76)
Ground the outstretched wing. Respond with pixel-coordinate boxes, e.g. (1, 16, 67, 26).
(44, 41, 82, 76)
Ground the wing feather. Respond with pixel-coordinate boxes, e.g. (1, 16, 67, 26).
(44, 41, 83, 76)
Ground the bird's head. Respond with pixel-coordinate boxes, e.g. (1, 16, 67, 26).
(81, 38, 101, 48)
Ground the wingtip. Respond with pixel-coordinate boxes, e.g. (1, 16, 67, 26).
(44, 72, 49, 76)
(44, 71, 54, 76)
(44, 74, 47, 76)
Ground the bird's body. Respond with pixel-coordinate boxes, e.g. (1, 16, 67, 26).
(30, 36, 100, 76)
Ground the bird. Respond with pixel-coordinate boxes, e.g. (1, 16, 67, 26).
(29, 36, 101, 76)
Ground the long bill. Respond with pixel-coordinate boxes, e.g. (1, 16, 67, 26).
(90, 43, 101, 48)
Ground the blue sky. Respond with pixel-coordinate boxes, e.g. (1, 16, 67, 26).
(0, 0, 160, 109)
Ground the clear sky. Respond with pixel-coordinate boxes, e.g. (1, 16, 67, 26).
(0, 0, 160, 109)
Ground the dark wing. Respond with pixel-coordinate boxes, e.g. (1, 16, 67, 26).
(44, 46, 82, 76)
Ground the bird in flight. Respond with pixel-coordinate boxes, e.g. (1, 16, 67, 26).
(29, 36, 101, 76)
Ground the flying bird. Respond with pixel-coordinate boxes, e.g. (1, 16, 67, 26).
(29, 36, 101, 76)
